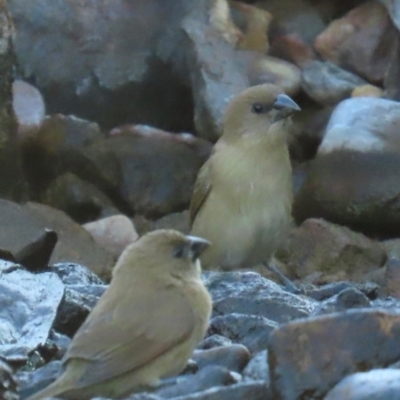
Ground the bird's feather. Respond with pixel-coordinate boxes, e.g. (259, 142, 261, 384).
(190, 160, 213, 226)
(63, 281, 195, 387)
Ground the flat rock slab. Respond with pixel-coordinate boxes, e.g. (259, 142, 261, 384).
(0, 199, 114, 281)
(0, 266, 64, 361)
(269, 309, 400, 400)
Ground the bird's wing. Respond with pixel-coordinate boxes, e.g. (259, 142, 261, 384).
(190, 160, 212, 225)
(63, 282, 195, 387)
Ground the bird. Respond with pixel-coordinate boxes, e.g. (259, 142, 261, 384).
(26, 229, 212, 400)
(190, 83, 300, 271)
(230, 1, 272, 53)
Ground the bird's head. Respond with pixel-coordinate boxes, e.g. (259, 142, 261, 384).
(113, 229, 210, 280)
(222, 83, 300, 144)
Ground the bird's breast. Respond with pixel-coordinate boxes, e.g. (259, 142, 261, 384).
(194, 144, 292, 269)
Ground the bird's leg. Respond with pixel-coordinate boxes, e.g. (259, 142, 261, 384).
(263, 260, 303, 295)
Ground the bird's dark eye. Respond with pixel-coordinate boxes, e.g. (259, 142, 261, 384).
(251, 102, 265, 114)
(172, 243, 187, 259)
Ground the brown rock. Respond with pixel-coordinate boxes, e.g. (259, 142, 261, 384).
(22, 113, 113, 198)
(314, 1, 395, 84)
(288, 104, 333, 162)
(257, 0, 325, 66)
(269, 309, 400, 400)
(249, 56, 301, 97)
(210, 0, 243, 47)
(294, 97, 400, 238)
(41, 172, 119, 223)
(269, 32, 315, 67)
(0, 199, 53, 260)
(384, 258, 400, 298)
(230, 1, 272, 53)
(26, 202, 114, 281)
(83, 214, 138, 259)
(351, 84, 383, 98)
(134, 211, 191, 236)
(277, 218, 386, 284)
(301, 61, 367, 106)
(89, 125, 212, 217)
(0, 199, 114, 280)
(0, 1, 27, 201)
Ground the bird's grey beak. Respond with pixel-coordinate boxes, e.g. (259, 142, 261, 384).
(273, 94, 301, 122)
(186, 236, 211, 260)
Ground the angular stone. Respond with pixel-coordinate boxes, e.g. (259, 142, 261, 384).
(294, 97, 400, 237)
(8, 0, 196, 132)
(314, 1, 395, 84)
(302, 61, 366, 105)
(87, 127, 211, 217)
(277, 218, 386, 283)
(204, 271, 317, 323)
(269, 309, 400, 400)
(0, 268, 64, 362)
(209, 314, 277, 353)
(192, 344, 251, 372)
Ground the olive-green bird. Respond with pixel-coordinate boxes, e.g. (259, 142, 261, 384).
(27, 229, 212, 400)
(190, 83, 300, 270)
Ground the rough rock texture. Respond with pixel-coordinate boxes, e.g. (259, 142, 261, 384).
(294, 97, 400, 237)
(0, 199, 114, 281)
(302, 61, 367, 105)
(269, 309, 400, 400)
(0, 263, 64, 362)
(8, 0, 196, 132)
(314, 1, 396, 84)
(277, 218, 387, 284)
(0, 0, 26, 201)
(87, 126, 212, 217)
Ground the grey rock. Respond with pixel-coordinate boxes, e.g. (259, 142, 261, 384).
(17, 360, 61, 400)
(8, 0, 195, 132)
(242, 350, 269, 383)
(54, 284, 106, 337)
(0, 359, 19, 400)
(197, 335, 233, 350)
(311, 288, 371, 316)
(302, 61, 366, 105)
(0, 269, 64, 362)
(204, 271, 317, 323)
(192, 344, 251, 373)
(324, 368, 400, 400)
(166, 381, 270, 400)
(182, 16, 249, 141)
(48, 262, 104, 286)
(155, 366, 237, 399)
(209, 314, 277, 353)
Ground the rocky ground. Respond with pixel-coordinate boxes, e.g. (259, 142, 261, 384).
(2, 0, 400, 399)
